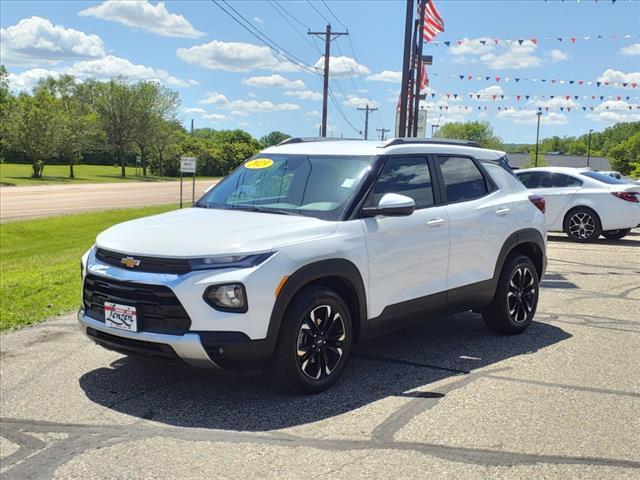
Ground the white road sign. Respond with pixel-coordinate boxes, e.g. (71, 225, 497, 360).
(180, 157, 197, 174)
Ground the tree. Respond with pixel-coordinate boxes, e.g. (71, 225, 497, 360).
(522, 151, 548, 168)
(608, 131, 640, 175)
(131, 81, 179, 176)
(6, 90, 60, 177)
(93, 77, 138, 177)
(435, 121, 503, 149)
(0, 65, 13, 163)
(35, 75, 101, 178)
(150, 119, 183, 176)
(260, 131, 290, 147)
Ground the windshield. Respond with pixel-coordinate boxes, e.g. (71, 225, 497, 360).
(580, 171, 628, 185)
(196, 154, 375, 220)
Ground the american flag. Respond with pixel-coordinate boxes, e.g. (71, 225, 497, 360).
(420, 64, 429, 91)
(420, 0, 445, 42)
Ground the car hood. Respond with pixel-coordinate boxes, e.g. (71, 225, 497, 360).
(96, 208, 338, 257)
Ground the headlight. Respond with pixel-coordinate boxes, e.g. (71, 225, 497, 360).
(204, 283, 247, 312)
(188, 252, 273, 271)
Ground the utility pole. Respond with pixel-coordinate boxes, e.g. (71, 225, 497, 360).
(376, 128, 390, 141)
(357, 104, 378, 139)
(587, 128, 593, 167)
(534, 110, 542, 167)
(406, 17, 419, 137)
(190, 118, 194, 135)
(411, 1, 426, 138)
(398, 0, 414, 137)
(308, 25, 348, 137)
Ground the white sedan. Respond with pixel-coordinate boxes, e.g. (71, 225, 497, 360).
(515, 167, 640, 242)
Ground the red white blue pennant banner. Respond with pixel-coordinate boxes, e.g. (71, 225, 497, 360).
(429, 73, 638, 89)
(429, 34, 638, 47)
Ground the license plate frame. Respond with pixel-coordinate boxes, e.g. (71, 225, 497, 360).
(104, 302, 138, 332)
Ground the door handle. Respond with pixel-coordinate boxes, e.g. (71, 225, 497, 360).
(495, 207, 511, 216)
(427, 217, 445, 227)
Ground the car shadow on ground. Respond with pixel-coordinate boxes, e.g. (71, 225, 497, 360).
(547, 230, 639, 247)
(79, 313, 570, 432)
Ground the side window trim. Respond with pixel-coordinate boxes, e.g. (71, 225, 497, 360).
(431, 154, 497, 205)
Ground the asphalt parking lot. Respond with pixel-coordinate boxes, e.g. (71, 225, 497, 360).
(1, 232, 639, 479)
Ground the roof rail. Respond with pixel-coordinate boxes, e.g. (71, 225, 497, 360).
(381, 138, 480, 148)
(277, 137, 363, 146)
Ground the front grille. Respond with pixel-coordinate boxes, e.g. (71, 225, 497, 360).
(83, 274, 191, 334)
(95, 248, 191, 275)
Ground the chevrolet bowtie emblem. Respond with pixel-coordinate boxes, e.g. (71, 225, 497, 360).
(120, 256, 141, 268)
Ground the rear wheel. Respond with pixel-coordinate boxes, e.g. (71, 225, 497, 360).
(602, 228, 631, 240)
(271, 286, 352, 394)
(564, 207, 602, 243)
(483, 254, 539, 335)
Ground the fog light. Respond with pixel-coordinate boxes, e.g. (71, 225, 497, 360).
(204, 283, 247, 313)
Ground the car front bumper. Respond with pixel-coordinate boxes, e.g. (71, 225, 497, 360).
(78, 309, 276, 372)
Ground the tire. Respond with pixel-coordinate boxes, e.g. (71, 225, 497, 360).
(270, 286, 353, 394)
(563, 207, 602, 243)
(483, 253, 539, 335)
(602, 228, 631, 240)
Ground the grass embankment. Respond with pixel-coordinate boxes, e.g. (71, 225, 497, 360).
(0, 204, 177, 331)
(0, 163, 182, 186)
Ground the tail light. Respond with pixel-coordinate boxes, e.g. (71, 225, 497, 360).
(611, 191, 639, 203)
(528, 195, 546, 213)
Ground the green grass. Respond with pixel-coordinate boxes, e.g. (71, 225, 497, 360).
(0, 204, 178, 331)
(0, 163, 183, 186)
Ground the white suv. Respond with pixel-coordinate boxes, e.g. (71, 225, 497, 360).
(79, 138, 547, 394)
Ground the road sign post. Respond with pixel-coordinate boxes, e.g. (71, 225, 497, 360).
(179, 157, 197, 208)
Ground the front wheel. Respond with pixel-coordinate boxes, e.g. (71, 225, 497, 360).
(271, 286, 352, 394)
(564, 207, 602, 243)
(602, 228, 631, 240)
(483, 254, 539, 335)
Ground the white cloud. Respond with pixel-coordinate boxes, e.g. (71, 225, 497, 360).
(548, 49, 569, 62)
(241, 74, 305, 89)
(7, 68, 60, 91)
(366, 70, 401, 83)
(587, 101, 640, 123)
(0, 16, 105, 66)
(481, 43, 541, 70)
(527, 96, 580, 110)
(472, 85, 504, 101)
(7, 56, 198, 91)
(314, 56, 369, 78)
(183, 107, 206, 115)
(448, 38, 495, 56)
(496, 109, 568, 125)
(619, 43, 640, 56)
(597, 69, 640, 85)
(284, 90, 322, 101)
(343, 95, 378, 109)
(198, 91, 228, 105)
(67, 55, 198, 87)
(222, 100, 300, 115)
(305, 110, 320, 117)
(79, 0, 204, 38)
(177, 40, 299, 72)
(203, 113, 228, 121)
(252, 17, 264, 24)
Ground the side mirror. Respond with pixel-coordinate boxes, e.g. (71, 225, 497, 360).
(362, 193, 415, 217)
(204, 185, 215, 194)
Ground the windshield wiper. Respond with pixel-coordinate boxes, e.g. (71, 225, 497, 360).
(237, 206, 299, 216)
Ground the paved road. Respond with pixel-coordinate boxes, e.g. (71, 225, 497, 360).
(0, 180, 218, 222)
(1, 233, 639, 479)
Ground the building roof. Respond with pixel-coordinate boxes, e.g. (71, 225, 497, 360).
(508, 152, 610, 170)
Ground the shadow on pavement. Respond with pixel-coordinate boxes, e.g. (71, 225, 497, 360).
(79, 312, 570, 431)
(547, 231, 639, 247)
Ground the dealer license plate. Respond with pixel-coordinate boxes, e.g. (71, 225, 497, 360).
(104, 302, 138, 332)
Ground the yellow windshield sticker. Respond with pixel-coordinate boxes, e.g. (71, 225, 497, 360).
(245, 158, 273, 169)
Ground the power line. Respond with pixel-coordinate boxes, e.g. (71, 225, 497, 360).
(320, 0, 347, 30)
(272, 0, 310, 30)
(306, 0, 331, 25)
(269, 0, 317, 51)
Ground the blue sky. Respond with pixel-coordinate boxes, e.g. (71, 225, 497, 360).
(1, 0, 639, 143)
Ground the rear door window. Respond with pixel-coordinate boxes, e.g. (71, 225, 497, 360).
(438, 156, 488, 202)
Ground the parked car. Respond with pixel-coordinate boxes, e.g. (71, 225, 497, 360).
(515, 167, 640, 242)
(598, 170, 622, 180)
(79, 138, 546, 394)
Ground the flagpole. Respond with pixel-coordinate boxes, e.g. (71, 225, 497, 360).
(412, 0, 426, 137)
(398, 0, 414, 138)
(407, 17, 420, 137)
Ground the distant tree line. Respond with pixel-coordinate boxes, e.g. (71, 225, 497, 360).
(434, 119, 640, 176)
(0, 66, 290, 179)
